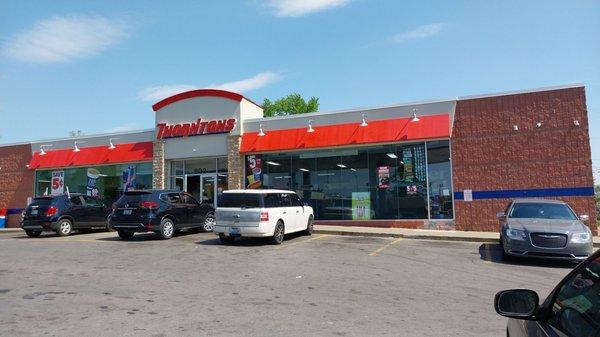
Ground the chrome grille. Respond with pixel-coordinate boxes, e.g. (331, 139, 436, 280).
(530, 233, 567, 248)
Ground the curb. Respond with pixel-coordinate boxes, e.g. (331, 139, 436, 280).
(0, 228, 23, 232)
(314, 229, 600, 248)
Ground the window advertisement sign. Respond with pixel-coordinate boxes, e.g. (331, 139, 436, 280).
(51, 171, 65, 195)
(86, 168, 101, 197)
(352, 192, 371, 220)
(246, 155, 263, 189)
(377, 166, 390, 189)
(122, 165, 136, 191)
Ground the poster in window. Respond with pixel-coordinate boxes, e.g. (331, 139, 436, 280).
(122, 165, 136, 191)
(50, 171, 64, 195)
(352, 192, 371, 220)
(246, 155, 263, 189)
(86, 168, 101, 197)
(377, 166, 390, 189)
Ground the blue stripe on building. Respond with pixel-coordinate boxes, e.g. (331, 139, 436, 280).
(454, 187, 595, 201)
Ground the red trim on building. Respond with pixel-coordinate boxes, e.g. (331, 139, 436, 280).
(152, 89, 261, 111)
(28, 142, 153, 170)
(240, 114, 450, 153)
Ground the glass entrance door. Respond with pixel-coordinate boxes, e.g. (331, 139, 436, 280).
(184, 174, 218, 207)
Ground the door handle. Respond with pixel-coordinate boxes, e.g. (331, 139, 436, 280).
(283, 212, 287, 214)
(233, 214, 240, 218)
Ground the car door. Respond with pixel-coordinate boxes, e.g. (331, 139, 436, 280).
(165, 193, 188, 227)
(278, 193, 295, 231)
(67, 195, 88, 228)
(290, 194, 306, 232)
(181, 193, 204, 227)
(82, 196, 107, 226)
(509, 254, 600, 337)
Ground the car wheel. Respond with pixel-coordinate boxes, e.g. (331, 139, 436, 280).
(304, 216, 314, 236)
(219, 233, 235, 244)
(105, 215, 114, 232)
(117, 231, 134, 240)
(269, 221, 285, 245)
(56, 219, 72, 236)
(25, 230, 42, 238)
(156, 218, 175, 240)
(500, 237, 512, 261)
(202, 214, 215, 232)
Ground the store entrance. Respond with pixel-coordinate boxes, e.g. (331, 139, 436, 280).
(184, 174, 217, 207)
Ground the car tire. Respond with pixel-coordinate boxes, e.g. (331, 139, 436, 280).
(156, 218, 175, 240)
(25, 230, 42, 238)
(219, 233, 235, 244)
(105, 215, 114, 232)
(202, 214, 215, 232)
(55, 219, 73, 236)
(304, 216, 314, 236)
(117, 231, 134, 240)
(269, 221, 285, 245)
(500, 238, 512, 261)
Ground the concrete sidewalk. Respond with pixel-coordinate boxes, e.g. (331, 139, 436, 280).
(314, 225, 600, 248)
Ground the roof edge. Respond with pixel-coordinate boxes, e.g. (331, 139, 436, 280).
(458, 83, 585, 101)
(152, 89, 262, 111)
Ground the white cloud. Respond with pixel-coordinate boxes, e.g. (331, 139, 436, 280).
(392, 23, 445, 43)
(3, 15, 129, 63)
(138, 71, 282, 102)
(267, 0, 350, 17)
(103, 124, 140, 133)
(138, 84, 196, 102)
(214, 71, 282, 93)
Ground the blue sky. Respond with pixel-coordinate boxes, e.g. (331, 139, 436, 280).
(1, 0, 599, 179)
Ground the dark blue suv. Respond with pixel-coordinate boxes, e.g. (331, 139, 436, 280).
(21, 194, 111, 237)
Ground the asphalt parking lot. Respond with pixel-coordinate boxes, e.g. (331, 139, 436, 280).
(0, 230, 579, 337)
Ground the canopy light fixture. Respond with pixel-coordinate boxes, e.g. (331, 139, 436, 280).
(73, 141, 86, 153)
(387, 153, 398, 159)
(574, 120, 580, 127)
(336, 164, 347, 168)
(39, 144, 53, 155)
(258, 124, 266, 137)
(410, 108, 420, 122)
(512, 125, 519, 131)
(536, 122, 542, 128)
(266, 161, 281, 166)
(307, 120, 315, 133)
(360, 113, 368, 127)
(108, 137, 120, 150)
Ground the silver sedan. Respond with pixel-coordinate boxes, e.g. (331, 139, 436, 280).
(498, 199, 594, 262)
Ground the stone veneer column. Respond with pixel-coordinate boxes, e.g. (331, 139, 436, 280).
(227, 135, 244, 190)
(152, 140, 166, 189)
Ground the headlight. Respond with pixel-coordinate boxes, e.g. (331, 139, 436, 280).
(506, 228, 527, 240)
(571, 232, 591, 243)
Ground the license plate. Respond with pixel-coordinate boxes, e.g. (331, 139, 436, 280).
(31, 210, 38, 215)
(123, 209, 132, 215)
(229, 227, 240, 234)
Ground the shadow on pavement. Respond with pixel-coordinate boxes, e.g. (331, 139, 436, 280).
(478, 243, 576, 269)
(10, 231, 101, 239)
(96, 229, 210, 242)
(197, 231, 307, 247)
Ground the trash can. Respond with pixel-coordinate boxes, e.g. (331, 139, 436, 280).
(0, 208, 6, 228)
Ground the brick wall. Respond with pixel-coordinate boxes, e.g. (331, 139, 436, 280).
(0, 144, 34, 228)
(152, 141, 165, 189)
(452, 86, 597, 233)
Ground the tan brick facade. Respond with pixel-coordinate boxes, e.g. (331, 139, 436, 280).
(0, 144, 34, 228)
(152, 141, 165, 189)
(227, 135, 243, 189)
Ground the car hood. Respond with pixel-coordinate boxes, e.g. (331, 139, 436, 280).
(507, 218, 587, 234)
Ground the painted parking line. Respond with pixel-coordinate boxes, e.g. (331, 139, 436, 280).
(275, 234, 329, 249)
(368, 237, 403, 256)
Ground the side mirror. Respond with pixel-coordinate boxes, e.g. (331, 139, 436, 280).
(494, 289, 539, 320)
(496, 211, 506, 219)
(579, 214, 589, 222)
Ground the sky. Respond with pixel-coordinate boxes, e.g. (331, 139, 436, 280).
(1, 0, 599, 180)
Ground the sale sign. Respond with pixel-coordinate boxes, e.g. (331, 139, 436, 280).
(51, 171, 65, 195)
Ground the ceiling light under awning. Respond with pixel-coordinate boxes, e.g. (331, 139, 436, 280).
(266, 161, 281, 166)
(387, 153, 398, 159)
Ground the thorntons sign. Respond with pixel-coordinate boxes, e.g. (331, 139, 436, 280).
(156, 118, 236, 140)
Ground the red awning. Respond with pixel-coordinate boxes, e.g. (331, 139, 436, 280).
(28, 142, 153, 170)
(240, 114, 450, 153)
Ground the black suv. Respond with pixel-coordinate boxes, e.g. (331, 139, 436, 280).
(109, 190, 215, 240)
(21, 194, 111, 237)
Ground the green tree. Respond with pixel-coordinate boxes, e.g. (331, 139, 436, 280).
(262, 93, 319, 117)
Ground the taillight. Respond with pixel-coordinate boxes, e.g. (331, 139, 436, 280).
(46, 206, 58, 217)
(112, 202, 118, 211)
(260, 211, 269, 222)
(139, 201, 159, 209)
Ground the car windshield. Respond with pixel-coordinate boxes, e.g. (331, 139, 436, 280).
(509, 202, 577, 220)
(219, 193, 262, 208)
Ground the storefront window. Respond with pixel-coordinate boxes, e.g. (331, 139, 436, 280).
(35, 162, 153, 206)
(427, 140, 453, 219)
(249, 141, 450, 221)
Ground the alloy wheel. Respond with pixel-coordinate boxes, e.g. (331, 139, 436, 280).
(203, 216, 215, 232)
(60, 221, 71, 235)
(162, 221, 174, 237)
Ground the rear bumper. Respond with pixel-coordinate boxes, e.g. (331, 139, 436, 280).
(109, 217, 159, 232)
(213, 224, 274, 238)
(21, 219, 58, 231)
(503, 236, 593, 261)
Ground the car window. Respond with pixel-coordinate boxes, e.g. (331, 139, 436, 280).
(547, 255, 600, 337)
(263, 193, 281, 208)
(219, 193, 262, 208)
(508, 203, 577, 220)
(166, 193, 182, 204)
(291, 194, 303, 207)
(280, 193, 292, 207)
(181, 193, 199, 205)
(83, 196, 101, 206)
(70, 196, 83, 206)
